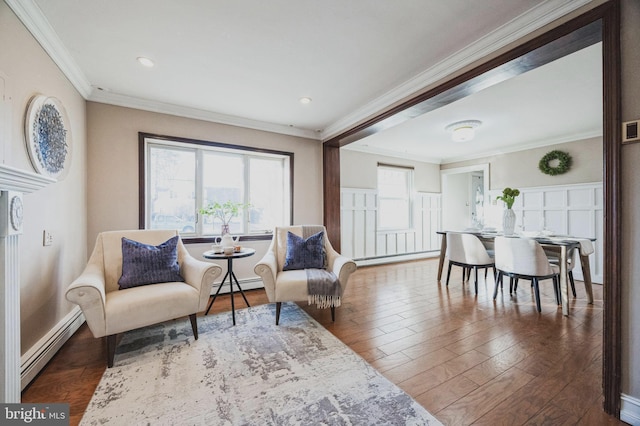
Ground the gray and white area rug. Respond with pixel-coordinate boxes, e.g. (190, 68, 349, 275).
(81, 302, 442, 425)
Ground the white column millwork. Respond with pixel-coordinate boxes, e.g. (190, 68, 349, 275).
(0, 164, 54, 403)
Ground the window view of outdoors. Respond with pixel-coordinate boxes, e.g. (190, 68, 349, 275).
(148, 147, 197, 233)
(202, 153, 245, 235)
(378, 166, 412, 230)
(144, 135, 292, 237)
(248, 157, 287, 233)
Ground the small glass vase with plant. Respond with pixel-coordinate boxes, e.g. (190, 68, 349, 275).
(199, 200, 248, 236)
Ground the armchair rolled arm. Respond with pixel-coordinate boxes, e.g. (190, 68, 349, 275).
(330, 255, 357, 294)
(181, 255, 223, 311)
(65, 261, 108, 338)
(254, 251, 278, 302)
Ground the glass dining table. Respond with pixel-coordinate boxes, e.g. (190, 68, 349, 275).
(436, 231, 595, 316)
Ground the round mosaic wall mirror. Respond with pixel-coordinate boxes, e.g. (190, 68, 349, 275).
(24, 94, 72, 179)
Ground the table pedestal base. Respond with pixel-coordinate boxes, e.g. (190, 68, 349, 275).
(205, 257, 250, 325)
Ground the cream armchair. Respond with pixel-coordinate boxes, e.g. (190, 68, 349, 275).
(254, 225, 357, 324)
(66, 230, 222, 367)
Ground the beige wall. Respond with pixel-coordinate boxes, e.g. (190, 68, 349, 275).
(86, 102, 322, 245)
(442, 137, 603, 190)
(340, 149, 441, 192)
(0, 2, 87, 353)
(621, 0, 640, 402)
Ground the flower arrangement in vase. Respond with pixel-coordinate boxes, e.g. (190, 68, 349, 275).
(496, 187, 520, 209)
(496, 187, 520, 235)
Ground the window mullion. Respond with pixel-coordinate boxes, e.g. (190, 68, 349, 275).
(195, 149, 204, 235)
(244, 155, 250, 234)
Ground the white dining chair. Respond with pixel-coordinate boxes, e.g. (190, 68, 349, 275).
(446, 232, 495, 295)
(493, 236, 560, 312)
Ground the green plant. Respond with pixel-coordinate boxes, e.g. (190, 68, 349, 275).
(496, 187, 520, 209)
(199, 201, 249, 226)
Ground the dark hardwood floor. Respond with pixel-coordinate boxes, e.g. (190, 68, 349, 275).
(22, 258, 624, 425)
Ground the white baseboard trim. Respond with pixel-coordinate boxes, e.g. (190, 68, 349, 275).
(355, 251, 440, 267)
(621, 393, 640, 425)
(20, 306, 85, 391)
(211, 277, 264, 295)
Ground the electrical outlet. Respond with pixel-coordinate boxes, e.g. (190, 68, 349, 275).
(43, 230, 53, 246)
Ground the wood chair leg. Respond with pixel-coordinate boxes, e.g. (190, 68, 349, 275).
(532, 278, 542, 312)
(331, 306, 336, 322)
(446, 262, 453, 286)
(106, 334, 117, 368)
(569, 271, 576, 297)
(275, 302, 282, 325)
(189, 313, 198, 340)
(474, 267, 479, 294)
(493, 271, 502, 299)
(553, 276, 561, 305)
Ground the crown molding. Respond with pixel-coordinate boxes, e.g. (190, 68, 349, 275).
(7, 0, 320, 140)
(344, 129, 602, 165)
(442, 130, 602, 164)
(6, 0, 92, 98)
(321, 0, 593, 141)
(88, 90, 320, 140)
(9, 0, 592, 142)
(342, 145, 443, 165)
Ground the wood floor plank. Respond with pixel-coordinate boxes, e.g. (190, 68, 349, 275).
(382, 347, 459, 384)
(470, 375, 571, 425)
(415, 374, 479, 414)
(435, 367, 535, 425)
(462, 343, 531, 386)
(395, 350, 490, 396)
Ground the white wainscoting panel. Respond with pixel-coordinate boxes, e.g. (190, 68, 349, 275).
(341, 188, 441, 260)
(487, 182, 603, 283)
(341, 189, 377, 259)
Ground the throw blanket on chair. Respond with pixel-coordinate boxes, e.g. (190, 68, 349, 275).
(302, 225, 341, 309)
(306, 269, 342, 309)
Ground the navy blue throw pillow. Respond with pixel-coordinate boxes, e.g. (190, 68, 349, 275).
(283, 231, 325, 271)
(118, 236, 184, 289)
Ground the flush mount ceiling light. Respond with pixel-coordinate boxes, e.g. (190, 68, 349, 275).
(299, 97, 312, 105)
(136, 56, 155, 67)
(445, 120, 482, 142)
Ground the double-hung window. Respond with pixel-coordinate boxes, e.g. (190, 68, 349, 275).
(141, 133, 292, 238)
(377, 164, 413, 230)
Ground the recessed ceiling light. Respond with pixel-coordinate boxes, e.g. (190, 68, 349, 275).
(137, 57, 155, 68)
(299, 97, 312, 105)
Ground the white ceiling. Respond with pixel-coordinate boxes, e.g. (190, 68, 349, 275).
(346, 42, 602, 163)
(9, 0, 599, 161)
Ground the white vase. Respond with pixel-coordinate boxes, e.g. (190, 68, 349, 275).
(503, 208, 516, 236)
